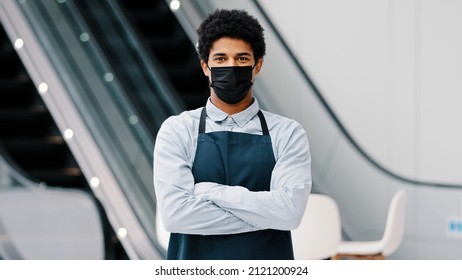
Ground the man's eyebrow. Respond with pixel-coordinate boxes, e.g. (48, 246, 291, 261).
(212, 52, 252, 57)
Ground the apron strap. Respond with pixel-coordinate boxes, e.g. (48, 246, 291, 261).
(199, 106, 207, 134)
(199, 106, 269, 135)
(257, 110, 270, 136)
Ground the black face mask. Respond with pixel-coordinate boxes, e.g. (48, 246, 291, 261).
(209, 66, 254, 104)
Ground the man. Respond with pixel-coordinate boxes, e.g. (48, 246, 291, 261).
(153, 9, 311, 260)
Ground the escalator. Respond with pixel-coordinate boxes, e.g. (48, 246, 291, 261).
(116, 0, 209, 110)
(1, 0, 191, 259)
(0, 25, 84, 189)
(74, 0, 209, 140)
(0, 24, 127, 259)
(1, 0, 168, 259)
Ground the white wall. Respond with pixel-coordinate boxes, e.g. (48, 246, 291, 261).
(259, 0, 462, 185)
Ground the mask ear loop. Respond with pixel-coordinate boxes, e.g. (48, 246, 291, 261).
(206, 64, 213, 88)
(250, 63, 257, 83)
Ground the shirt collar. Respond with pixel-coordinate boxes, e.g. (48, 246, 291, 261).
(205, 98, 261, 127)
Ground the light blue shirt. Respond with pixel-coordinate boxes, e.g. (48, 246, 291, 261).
(153, 98, 312, 235)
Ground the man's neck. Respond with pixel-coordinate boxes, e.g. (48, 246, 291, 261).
(210, 94, 254, 115)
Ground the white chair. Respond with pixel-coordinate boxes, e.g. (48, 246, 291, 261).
(334, 189, 406, 260)
(292, 194, 342, 260)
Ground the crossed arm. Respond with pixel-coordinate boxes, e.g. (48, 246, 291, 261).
(153, 117, 312, 235)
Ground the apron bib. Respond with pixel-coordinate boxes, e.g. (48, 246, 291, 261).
(167, 107, 294, 260)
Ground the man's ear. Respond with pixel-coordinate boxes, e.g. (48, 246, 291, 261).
(200, 60, 209, 76)
(254, 58, 264, 75)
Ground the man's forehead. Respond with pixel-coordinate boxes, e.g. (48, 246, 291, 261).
(210, 38, 254, 56)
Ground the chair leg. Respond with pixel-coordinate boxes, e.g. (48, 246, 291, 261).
(332, 253, 385, 260)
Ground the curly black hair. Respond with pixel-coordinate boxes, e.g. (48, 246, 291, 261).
(197, 9, 266, 63)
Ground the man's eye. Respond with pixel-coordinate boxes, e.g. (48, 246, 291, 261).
(238, 57, 249, 61)
(215, 57, 225, 61)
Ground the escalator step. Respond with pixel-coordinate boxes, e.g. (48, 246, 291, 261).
(28, 167, 87, 189)
(0, 78, 37, 108)
(117, 0, 162, 11)
(0, 106, 52, 138)
(147, 34, 190, 63)
(0, 136, 69, 169)
(0, 54, 23, 78)
(181, 93, 209, 110)
(125, 11, 175, 38)
(0, 42, 24, 78)
(164, 60, 208, 90)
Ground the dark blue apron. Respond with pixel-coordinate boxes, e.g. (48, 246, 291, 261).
(167, 107, 294, 260)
